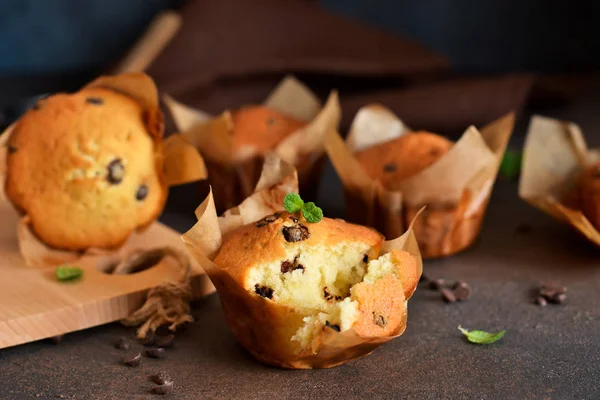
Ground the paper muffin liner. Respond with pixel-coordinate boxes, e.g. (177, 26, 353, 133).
(326, 105, 515, 258)
(164, 75, 341, 212)
(519, 115, 600, 245)
(0, 72, 207, 267)
(181, 152, 422, 369)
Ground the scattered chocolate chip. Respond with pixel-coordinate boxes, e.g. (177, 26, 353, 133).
(282, 224, 309, 242)
(515, 223, 532, 234)
(536, 283, 567, 306)
(136, 184, 149, 201)
(256, 213, 281, 227)
(383, 162, 397, 172)
(373, 313, 387, 328)
(429, 278, 446, 291)
(254, 284, 273, 299)
(325, 321, 340, 332)
(7, 145, 17, 154)
(323, 287, 342, 302)
(145, 348, 165, 359)
(363, 254, 369, 263)
(154, 334, 175, 348)
(453, 281, 472, 301)
(550, 292, 567, 305)
(85, 97, 104, 105)
(152, 380, 174, 395)
(289, 215, 299, 223)
(440, 288, 457, 303)
(114, 337, 131, 350)
(151, 372, 172, 385)
(48, 335, 64, 344)
(280, 257, 305, 274)
(139, 333, 156, 346)
(106, 159, 125, 184)
(123, 353, 142, 367)
(535, 296, 548, 307)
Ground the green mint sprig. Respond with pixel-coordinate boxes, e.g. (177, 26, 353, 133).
(458, 326, 505, 345)
(56, 265, 84, 282)
(500, 150, 522, 181)
(283, 193, 323, 223)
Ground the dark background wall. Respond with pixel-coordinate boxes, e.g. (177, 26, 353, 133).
(1, 0, 599, 76)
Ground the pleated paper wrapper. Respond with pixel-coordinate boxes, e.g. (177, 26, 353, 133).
(181, 153, 422, 369)
(164, 75, 341, 212)
(0, 72, 208, 267)
(326, 105, 514, 258)
(520, 115, 600, 245)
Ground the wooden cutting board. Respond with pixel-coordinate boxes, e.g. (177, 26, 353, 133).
(0, 200, 215, 349)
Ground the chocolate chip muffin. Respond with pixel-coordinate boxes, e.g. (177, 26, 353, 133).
(5, 86, 166, 250)
(212, 212, 419, 368)
(354, 131, 453, 190)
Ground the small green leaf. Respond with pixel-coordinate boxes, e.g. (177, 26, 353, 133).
(284, 193, 304, 213)
(500, 150, 522, 180)
(302, 202, 323, 223)
(458, 326, 505, 344)
(56, 265, 84, 282)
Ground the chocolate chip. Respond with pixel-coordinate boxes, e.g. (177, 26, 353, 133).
(7, 145, 17, 154)
(114, 337, 131, 350)
(85, 97, 103, 105)
(373, 313, 387, 328)
(254, 284, 273, 299)
(280, 257, 304, 274)
(136, 184, 149, 201)
(139, 333, 156, 346)
(539, 283, 567, 303)
(550, 292, 567, 305)
(535, 296, 548, 307)
(363, 254, 369, 263)
(123, 353, 142, 367)
(145, 348, 165, 359)
(325, 321, 340, 332)
(152, 381, 174, 395)
(106, 159, 124, 184)
(440, 288, 456, 303)
(256, 213, 281, 227)
(383, 162, 397, 172)
(323, 287, 342, 302)
(282, 224, 309, 242)
(429, 278, 446, 291)
(151, 372, 171, 385)
(453, 281, 472, 301)
(154, 334, 175, 348)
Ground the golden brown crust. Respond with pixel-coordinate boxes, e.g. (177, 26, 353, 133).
(214, 212, 384, 286)
(354, 131, 453, 190)
(5, 87, 166, 250)
(576, 162, 600, 229)
(231, 106, 306, 153)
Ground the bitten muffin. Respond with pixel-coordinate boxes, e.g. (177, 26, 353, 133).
(354, 131, 453, 190)
(231, 105, 306, 158)
(5, 86, 166, 250)
(575, 162, 600, 229)
(212, 212, 419, 367)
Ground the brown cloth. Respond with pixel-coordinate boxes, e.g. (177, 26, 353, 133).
(149, 0, 535, 136)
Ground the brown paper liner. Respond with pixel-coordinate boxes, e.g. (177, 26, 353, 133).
(519, 115, 600, 245)
(0, 72, 207, 267)
(165, 75, 341, 212)
(327, 105, 514, 258)
(181, 152, 422, 369)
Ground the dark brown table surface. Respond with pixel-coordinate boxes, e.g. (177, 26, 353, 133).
(2, 80, 600, 400)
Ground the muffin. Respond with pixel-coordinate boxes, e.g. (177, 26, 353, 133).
(211, 211, 419, 368)
(5, 86, 166, 251)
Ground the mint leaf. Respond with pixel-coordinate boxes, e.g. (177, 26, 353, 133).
(56, 265, 84, 282)
(302, 202, 323, 223)
(458, 326, 505, 344)
(500, 150, 522, 180)
(284, 193, 304, 213)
